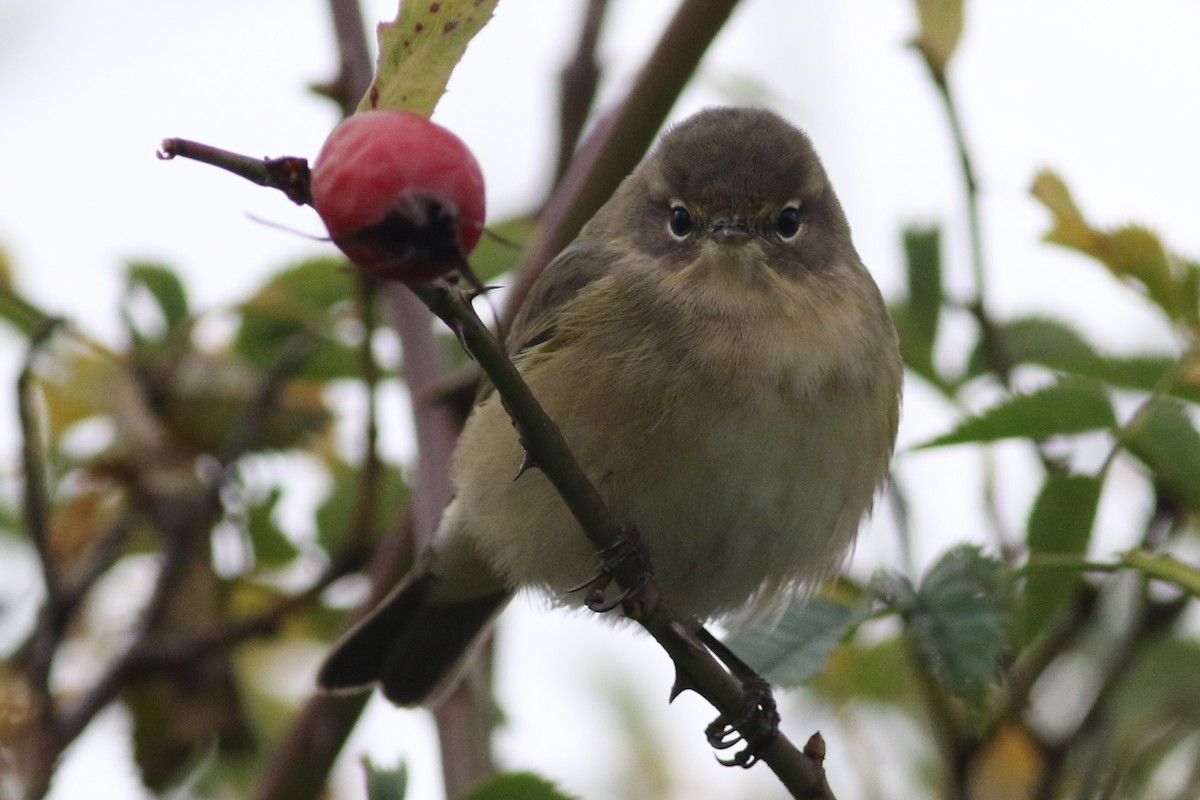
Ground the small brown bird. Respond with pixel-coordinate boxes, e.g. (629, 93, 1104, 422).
(318, 106, 903, 706)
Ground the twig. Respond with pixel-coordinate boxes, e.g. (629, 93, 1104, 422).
(18, 321, 70, 704)
(252, 515, 418, 800)
(337, 278, 385, 560)
(132, 564, 352, 671)
(158, 139, 312, 206)
(552, 0, 610, 186)
(388, 270, 498, 798)
(316, 0, 375, 115)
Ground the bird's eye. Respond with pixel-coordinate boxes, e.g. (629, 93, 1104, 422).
(668, 205, 694, 239)
(776, 205, 801, 240)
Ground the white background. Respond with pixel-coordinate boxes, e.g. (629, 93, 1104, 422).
(1, 1, 1198, 798)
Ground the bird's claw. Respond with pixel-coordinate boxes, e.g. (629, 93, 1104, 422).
(704, 674, 780, 769)
(567, 523, 654, 613)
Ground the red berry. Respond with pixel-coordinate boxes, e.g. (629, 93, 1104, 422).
(310, 111, 486, 283)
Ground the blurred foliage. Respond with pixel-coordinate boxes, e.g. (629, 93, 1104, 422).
(2, 0, 1200, 799)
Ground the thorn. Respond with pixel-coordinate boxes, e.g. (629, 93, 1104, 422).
(513, 449, 537, 481)
(669, 669, 697, 703)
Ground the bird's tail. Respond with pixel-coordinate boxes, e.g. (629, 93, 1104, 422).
(317, 557, 512, 706)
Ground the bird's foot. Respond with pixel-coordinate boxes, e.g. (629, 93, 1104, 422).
(567, 523, 655, 614)
(696, 627, 780, 768)
(704, 672, 780, 768)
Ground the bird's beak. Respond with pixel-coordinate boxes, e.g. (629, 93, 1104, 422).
(711, 218, 752, 244)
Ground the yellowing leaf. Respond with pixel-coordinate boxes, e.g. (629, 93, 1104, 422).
(35, 337, 125, 437)
(967, 724, 1043, 800)
(363, 0, 500, 115)
(912, 0, 964, 78)
(1032, 170, 1196, 325)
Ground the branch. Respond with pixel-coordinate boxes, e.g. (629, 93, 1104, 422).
(551, 0, 610, 187)
(314, 0, 375, 116)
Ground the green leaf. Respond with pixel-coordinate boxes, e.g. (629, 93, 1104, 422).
(127, 261, 189, 334)
(367, 0, 500, 116)
(725, 596, 865, 689)
(917, 377, 1116, 449)
(315, 460, 409, 554)
(235, 257, 361, 380)
(1121, 398, 1200, 511)
(965, 316, 1200, 403)
(122, 262, 190, 349)
(0, 285, 59, 339)
(807, 636, 918, 707)
(362, 757, 407, 800)
(893, 226, 946, 391)
(905, 227, 943, 349)
(246, 487, 299, 568)
(1121, 550, 1200, 597)
(468, 215, 536, 286)
(462, 772, 574, 800)
(887, 545, 1008, 701)
(1019, 473, 1102, 642)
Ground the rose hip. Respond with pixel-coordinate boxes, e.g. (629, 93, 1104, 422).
(310, 111, 486, 283)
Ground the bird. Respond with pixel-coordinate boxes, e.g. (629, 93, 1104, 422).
(317, 106, 903, 708)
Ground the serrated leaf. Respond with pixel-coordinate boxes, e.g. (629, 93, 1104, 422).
(365, 0, 500, 116)
(899, 545, 1008, 700)
(965, 316, 1200, 403)
(1032, 171, 1195, 324)
(912, 0, 963, 78)
(725, 597, 864, 689)
(126, 261, 190, 339)
(964, 316, 1092, 381)
(462, 772, 574, 800)
(917, 377, 1115, 449)
(1121, 550, 1200, 597)
(362, 758, 407, 800)
(1019, 473, 1102, 642)
(1121, 398, 1200, 511)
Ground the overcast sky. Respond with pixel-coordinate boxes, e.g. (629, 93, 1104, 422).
(2, 2, 1198, 798)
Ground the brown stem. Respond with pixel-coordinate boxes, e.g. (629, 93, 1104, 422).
(319, 0, 375, 115)
(158, 139, 312, 206)
(18, 319, 68, 689)
(552, 0, 610, 187)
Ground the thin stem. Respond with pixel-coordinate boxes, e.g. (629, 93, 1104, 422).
(158, 139, 312, 206)
(321, 0, 374, 115)
(552, 0, 610, 186)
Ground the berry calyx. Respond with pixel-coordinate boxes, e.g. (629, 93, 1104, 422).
(310, 110, 486, 283)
